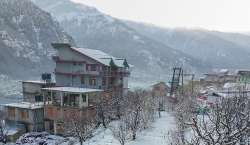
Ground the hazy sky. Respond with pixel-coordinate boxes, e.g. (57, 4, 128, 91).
(72, 0, 250, 32)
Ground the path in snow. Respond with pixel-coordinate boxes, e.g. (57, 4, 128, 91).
(84, 112, 176, 145)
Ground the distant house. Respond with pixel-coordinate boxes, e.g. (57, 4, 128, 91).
(237, 70, 250, 83)
(201, 70, 238, 86)
(151, 82, 169, 110)
(152, 82, 169, 97)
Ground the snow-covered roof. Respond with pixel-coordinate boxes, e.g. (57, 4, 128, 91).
(42, 87, 103, 93)
(5, 102, 44, 109)
(22, 80, 55, 85)
(71, 47, 127, 67)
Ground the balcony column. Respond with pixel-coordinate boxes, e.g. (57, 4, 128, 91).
(86, 93, 89, 107)
(79, 93, 83, 108)
(60, 92, 63, 106)
(50, 90, 53, 105)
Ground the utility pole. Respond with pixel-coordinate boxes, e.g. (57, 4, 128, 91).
(169, 67, 183, 101)
(184, 73, 195, 96)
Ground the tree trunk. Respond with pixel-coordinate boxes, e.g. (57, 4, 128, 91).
(132, 132, 136, 140)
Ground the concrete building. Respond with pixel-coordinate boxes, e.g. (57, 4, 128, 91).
(51, 43, 130, 97)
(40, 43, 131, 134)
(4, 102, 44, 132)
(201, 70, 238, 87)
(42, 87, 102, 134)
(22, 81, 55, 103)
(4, 43, 131, 135)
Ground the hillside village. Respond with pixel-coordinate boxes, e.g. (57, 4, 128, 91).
(0, 0, 250, 145)
(0, 42, 250, 144)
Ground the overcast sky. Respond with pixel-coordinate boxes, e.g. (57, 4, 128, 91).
(72, 0, 250, 32)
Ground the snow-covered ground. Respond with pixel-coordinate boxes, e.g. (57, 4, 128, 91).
(6, 112, 176, 145)
(82, 112, 176, 145)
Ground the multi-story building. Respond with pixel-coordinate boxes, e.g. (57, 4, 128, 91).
(4, 43, 131, 135)
(51, 43, 130, 96)
(40, 43, 131, 134)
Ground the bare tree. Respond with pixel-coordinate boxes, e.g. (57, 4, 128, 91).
(0, 110, 7, 144)
(187, 95, 250, 145)
(64, 113, 95, 145)
(123, 89, 148, 140)
(96, 94, 113, 128)
(110, 121, 129, 145)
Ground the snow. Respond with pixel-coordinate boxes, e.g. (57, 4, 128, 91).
(42, 87, 103, 93)
(7, 127, 19, 136)
(71, 47, 128, 68)
(22, 80, 54, 85)
(83, 112, 176, 145)
(133, 35, 145, 44)
(11, 112, 176, 145)
(5, 102, 44, 109)
(16, 132, 72, 145)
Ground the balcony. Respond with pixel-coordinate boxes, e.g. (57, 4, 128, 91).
(101, 70, 130, 77)
(55, 69, 100, 76)
(52, 56, 86, 63)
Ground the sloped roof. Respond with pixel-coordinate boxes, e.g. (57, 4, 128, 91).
(72, 47, 127, 67)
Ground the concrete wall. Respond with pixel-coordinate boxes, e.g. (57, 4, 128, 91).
(23, 83, 42, 102)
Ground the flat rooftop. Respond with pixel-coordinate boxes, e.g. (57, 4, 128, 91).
(22, 80, 55, 85)
(42, 87, 103, 93)
(5, 102, 44, 109)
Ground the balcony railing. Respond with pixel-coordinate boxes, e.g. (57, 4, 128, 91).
(54, 69, 130, 77)
(52, 56, 86, 63)
(101, 70, 130, 77)
(55, 69, 100, 76)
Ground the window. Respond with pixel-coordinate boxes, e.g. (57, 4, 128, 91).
(90, 65, 97, 71)
(89, 77, 97, 86)
(20, 110, 29, 120)
(87, 64, 97, 71)
(8, 108, 15, 118)
(82, 94, 87, 102)
(81, 76, 85, 84)
(102, 77, 106, 85)
(35, 95, 43, 102)
(69, 94, 80, 107)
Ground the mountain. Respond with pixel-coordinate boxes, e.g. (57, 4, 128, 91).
(0, 0, 74, 79)
(31, 0, 208, 84)
(125, 22, 250, 69)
